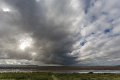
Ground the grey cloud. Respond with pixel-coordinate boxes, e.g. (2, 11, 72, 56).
(0, 0, 79, 65)
(0, 0, 120, 66)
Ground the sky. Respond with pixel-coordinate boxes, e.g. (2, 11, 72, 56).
(0, 0, 120, 66)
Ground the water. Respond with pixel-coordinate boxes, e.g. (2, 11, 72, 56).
(51, 70, 120, 73)
(77, 70, 120, 73)
(0, 69, 120, 73)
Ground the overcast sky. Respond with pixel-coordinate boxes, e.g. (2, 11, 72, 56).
(0, 0, 120, 66)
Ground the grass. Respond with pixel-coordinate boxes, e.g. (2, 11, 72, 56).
(0, 72, 119, 80)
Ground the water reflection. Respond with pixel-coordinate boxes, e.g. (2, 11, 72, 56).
(0, 69, 120, 73)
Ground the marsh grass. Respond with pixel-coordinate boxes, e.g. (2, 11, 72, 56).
(0, 72, 119, 80)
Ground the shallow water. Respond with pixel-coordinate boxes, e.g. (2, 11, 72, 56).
(0, 69, 120, 73)
(51, 70, 120, 73)
(78, 70, 120, 73)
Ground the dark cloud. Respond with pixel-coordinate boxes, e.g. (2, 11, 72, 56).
(1, 0, 78, 65)
(1, 0, 120, 66)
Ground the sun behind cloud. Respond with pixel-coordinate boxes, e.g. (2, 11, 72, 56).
(18, 35, 33, 51)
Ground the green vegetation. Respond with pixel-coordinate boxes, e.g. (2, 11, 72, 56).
(0, 72, 119, 80)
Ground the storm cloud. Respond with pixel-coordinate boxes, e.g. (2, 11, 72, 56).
(0, 0, 120, 66)
(0, 0, 81, 65)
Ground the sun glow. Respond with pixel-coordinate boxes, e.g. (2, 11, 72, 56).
(19, 36, 33, 51)
(1, 7, 11, 12)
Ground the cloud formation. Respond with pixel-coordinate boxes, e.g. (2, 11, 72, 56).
(0, 0, 120, 66)
(72, 0, 120, 66)
(0, 0, 80, 65)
